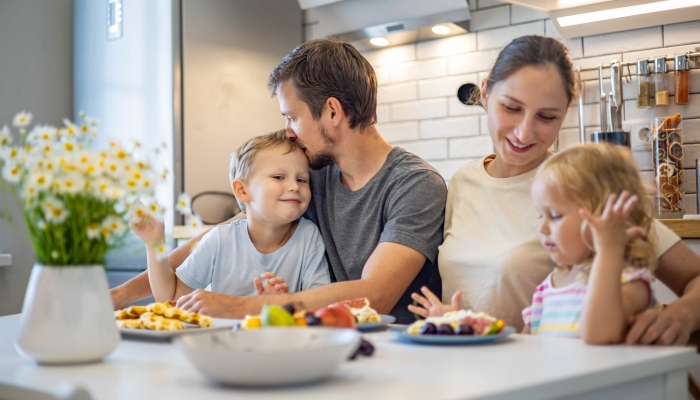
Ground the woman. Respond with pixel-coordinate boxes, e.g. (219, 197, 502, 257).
(410, 35, 700, 345)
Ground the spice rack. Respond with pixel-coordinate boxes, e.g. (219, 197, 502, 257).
(577, 51, 700, 73)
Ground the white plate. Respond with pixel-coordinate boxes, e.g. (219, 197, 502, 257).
(356, 315, 395, 331)
(118, 318, 238, 339)
(389, 326, 515, 344)
(175, 327, 361, 386)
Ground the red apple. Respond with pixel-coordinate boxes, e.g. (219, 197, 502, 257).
(314, 305, 356, 328)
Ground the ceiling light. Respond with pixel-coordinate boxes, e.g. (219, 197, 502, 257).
(431, 25, 451, 34)
(558, 0, 700, 27)
(370, 37, 389, 46)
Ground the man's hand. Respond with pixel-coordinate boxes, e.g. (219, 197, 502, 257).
(253, 272, 289, 295)
(626, 305, 693, 345)
(408, 287, 461, 318)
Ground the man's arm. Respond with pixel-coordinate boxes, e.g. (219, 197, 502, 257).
(175, 241, 426, 317)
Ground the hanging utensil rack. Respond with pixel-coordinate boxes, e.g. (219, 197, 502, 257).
(577, 51, 700, 72)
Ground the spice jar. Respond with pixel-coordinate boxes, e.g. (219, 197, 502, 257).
(674, 54, 689, 105)
(652, 114, 684, 218)
(654, 57, 669, 106)
(637, 59, 651, 107)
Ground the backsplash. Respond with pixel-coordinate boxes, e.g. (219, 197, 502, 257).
(363, 0, 700, 213)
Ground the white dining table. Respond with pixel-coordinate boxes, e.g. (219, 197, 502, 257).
(0, 314, 696, 400)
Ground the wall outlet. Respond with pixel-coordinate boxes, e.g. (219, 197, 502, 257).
(0, 254, 12, 267)
(631, 122, 652, 151)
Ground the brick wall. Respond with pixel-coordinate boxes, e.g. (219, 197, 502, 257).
(363, 0, 700, 213)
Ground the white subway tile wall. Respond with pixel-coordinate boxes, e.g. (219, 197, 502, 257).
(362, 5, 700, 205)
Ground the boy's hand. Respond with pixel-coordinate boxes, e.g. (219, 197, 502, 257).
(130, 213, 165, 246)
(253, 272, 289, 295)
(407, 286, 461, 318)
(579, 191, 646, 258)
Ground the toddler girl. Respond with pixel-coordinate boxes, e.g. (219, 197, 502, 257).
(522, 143, 657, 344)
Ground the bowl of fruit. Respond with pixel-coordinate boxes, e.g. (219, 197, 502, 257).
(174, 326, 361, 386)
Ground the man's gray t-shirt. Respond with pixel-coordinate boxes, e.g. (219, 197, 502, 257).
(176, 218, 330, 295)
(305, 147, 446, 323)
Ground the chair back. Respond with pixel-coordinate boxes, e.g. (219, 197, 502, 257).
(191, 191, 240, 224)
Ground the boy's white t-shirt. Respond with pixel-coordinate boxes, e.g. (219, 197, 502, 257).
(438, 155, 681, 330)
(176, 217, 330, 295)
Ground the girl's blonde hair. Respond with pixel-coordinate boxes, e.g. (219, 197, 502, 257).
(536, 143, 656, 272)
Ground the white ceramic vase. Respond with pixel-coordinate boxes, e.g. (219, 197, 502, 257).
(15, 264, 120, 364)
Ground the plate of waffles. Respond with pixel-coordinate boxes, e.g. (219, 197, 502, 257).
(115, 302, 238, 339)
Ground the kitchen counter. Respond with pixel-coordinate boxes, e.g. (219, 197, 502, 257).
(659, 219, 700, 239)
(0, 315, 696, 400)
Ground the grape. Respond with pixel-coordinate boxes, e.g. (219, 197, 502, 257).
(437, 324, 454, 335)
(456, 323, 474, 335)
(305, 314, 322, 326)
(281, 303, 295, 315)
(419, 322, 437, 335)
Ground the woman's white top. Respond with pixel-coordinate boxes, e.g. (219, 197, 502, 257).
(437, 155, 681, 330)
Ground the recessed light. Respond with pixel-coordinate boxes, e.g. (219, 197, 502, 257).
(370, 37, 389, 47)
(431, 25, 451, 35)
(558, 0, 700, 27)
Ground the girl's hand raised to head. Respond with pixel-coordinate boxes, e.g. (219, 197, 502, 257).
(130, 213, 165, 246)
(578, 191, 646, 256)
(408, 287, 461, 318)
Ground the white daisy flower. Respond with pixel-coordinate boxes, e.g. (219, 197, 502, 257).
(37, 219, 46, 230)
(130, 202, 149, 221)
(42, 197, 69, 224)
(79, 110, 86, 118)
(147, 200, 165, 220)
(62, 119, 77, 137)
(0, 125, 13, 147)
(56, 172, 84, 195)
(154, 242, 168, 261)
(176, 193, 192, 215)
(102, 215, 126, 236)
(1, 161, 21, 183)
(160, 169, 168, 180)
(27, 171, 52, 190)
(21, 184, 39, 200)
(92, 178, 111, 199)
(27, 125, 54, 143)
(107, 186, 124, 201)
(13, 111, 32, 128)
(187, 214, 203, 234)
(86, 222, 100, 240)
(61, 140, 78, 154)
(100, 225, 112, 244)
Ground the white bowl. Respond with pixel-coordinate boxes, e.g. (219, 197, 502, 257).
(174, 327, 361, 386)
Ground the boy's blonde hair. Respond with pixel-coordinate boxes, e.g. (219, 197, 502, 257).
(536, 143, 656, 272)
(229, 129, 300, 213)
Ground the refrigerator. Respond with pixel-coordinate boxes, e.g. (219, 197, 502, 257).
(74, 0, 302, 290)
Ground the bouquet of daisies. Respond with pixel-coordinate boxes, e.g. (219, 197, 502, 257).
(0, 111, 167, 265)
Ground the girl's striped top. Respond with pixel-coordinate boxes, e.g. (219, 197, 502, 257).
(522, 267, 656, 338)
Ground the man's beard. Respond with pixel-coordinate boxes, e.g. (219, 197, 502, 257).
(308, 125, 336, 170)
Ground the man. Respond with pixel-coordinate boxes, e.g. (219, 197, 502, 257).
(111, 38, 446, 323)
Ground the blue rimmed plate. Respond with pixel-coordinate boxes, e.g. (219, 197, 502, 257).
(356, 315, 395, 331)
(388, 326, 515, 344)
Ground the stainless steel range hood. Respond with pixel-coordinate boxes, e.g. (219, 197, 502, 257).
(302, 0, 471, 49)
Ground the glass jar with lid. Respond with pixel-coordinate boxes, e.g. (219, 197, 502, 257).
(652, 114, 684, 218)
(636, 59, 651, 107)
(654, 57, 669, 106)
(674, 54, 689, 105)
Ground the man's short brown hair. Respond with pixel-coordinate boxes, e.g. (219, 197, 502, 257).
(267, 37, 377, 130)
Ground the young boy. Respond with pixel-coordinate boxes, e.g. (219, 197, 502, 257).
(131, 130, 330, 303)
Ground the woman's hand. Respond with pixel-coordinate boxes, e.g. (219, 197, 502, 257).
(130, 213, 165, 246)
(626, 305, 693, 345)
(408, 286, 461, 318)
(253, 272, 289, 295)
(579, 191, 646, 257)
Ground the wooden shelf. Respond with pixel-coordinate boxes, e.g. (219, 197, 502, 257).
(659, 219, 700, 239)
